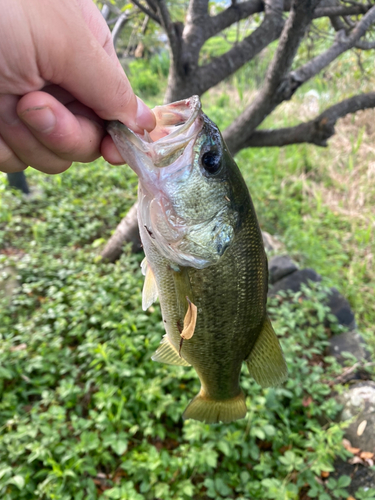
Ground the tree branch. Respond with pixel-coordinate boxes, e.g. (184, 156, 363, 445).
(355, 38, 375, 50)
(130, 0, 161, 24)
(145, 0, 158, 12)
(314, 5, 369, 18)
(101, 4, 111, 21)
(179, 0, 210, 72)
(223, 0, 321, 155)
(235, 93, 375, 148)
(318, 0, 346, 32)
(111, 12, 130, 47)
(187, 0, 210, 22)
(196, 0, 285, 95)
(155, 0, 180, 57)
(290, 5, 375, 85)
(207, 0, 264, 39)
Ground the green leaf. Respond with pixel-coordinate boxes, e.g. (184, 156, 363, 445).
(264, 424, 276, 437)
(240, 471, 250, 483)
(204, 478, 216, 498)
(318, 493, 331, 500)
(7, 475, 25, 489)
(182, 482, 194, 496)
(104, 487, 122, 499)
(214, 477, 232, 496)
(205, 451, 218, 468)
(0, 466, 12, 480)
(217, 440, 231, 456)
(337, 475, 351, 488)
(92, 238, 105, 248)
(252, 428, 266, 440)
(326, 478, 337, 490)
(111, 439, 128, 456)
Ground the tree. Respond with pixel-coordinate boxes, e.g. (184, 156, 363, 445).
(100, 0, 375, 261)
(6, 172, 30, 195)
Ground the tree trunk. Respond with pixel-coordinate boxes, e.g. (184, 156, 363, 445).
(164, 70, 199, 103)
(7, 172, 30, 194)
(100, 202, 142, 262)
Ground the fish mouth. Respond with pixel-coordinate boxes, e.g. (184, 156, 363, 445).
(108, 96, 212, 269)
(107, 96, 204, 177)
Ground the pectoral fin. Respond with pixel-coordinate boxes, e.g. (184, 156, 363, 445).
(141, 258, 158, 311)
(152, 335, 191, 366)
(180, 297, 197, 340)
(245, 316, 288, 387)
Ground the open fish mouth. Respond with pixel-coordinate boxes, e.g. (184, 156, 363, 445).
(107, 95, 204, 177)
(107, 95, 227, 270)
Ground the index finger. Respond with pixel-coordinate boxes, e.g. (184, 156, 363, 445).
(34, 0, 155, 133)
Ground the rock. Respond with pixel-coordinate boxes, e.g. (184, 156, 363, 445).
(332, 457, 375, 494)
(336, 382, 375, 452)
(326, 287, 356, 329)
(261, 231, 283, 253)
(329, 331, 370, 365)
(268, 268, 321, 296)
(268, 255, 298, 284)
(268, 266, 358, 336)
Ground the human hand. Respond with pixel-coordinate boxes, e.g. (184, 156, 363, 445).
(0, 0, 155, 174)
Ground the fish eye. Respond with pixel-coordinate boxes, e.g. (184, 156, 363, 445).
(201, 151, 222, 175)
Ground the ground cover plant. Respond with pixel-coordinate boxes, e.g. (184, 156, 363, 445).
(1, 138, 374, 499)
(0, 171, 367, 500)
(1, 43, 375, 500)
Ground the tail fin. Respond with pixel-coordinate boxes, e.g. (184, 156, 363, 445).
(183, 391, 247, 424)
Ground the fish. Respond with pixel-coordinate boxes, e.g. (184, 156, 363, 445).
(107, 96, 287, 424)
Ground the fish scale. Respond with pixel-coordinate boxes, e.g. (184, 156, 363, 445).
(108, 96, 287, 424)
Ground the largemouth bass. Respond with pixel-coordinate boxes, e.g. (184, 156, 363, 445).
(108, 96, 287, 424)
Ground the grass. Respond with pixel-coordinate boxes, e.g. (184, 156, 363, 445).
(1, 47, 375, 499)
(0, 188, 360, 500)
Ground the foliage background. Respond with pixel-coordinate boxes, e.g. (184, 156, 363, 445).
(1, 8, 375, 500)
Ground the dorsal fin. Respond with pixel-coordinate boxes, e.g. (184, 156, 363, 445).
(141, 258, 158, 311)
(245, 316, 288, 387)
(152, 335, 191, 366)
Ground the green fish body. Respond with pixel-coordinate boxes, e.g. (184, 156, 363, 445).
(108, 96, 287, 424)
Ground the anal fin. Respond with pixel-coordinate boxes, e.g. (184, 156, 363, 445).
(152, 335, 191, 366)
(245, 316, 288, 387)
(141, 258, 158, 311)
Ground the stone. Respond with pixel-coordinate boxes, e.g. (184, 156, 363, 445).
(329, 331, 370, 365)
(336, 382, 375, 452)
(332, 457, 375, 494)
(268, 268, 321, 296)
(261, 231, 283, 253)
(325, 287, 356, 329)
(268, 255, 298, 284)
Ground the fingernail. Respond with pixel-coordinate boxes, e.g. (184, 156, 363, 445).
(135, 97, 155, 132)
(20, 106, 56, 134)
